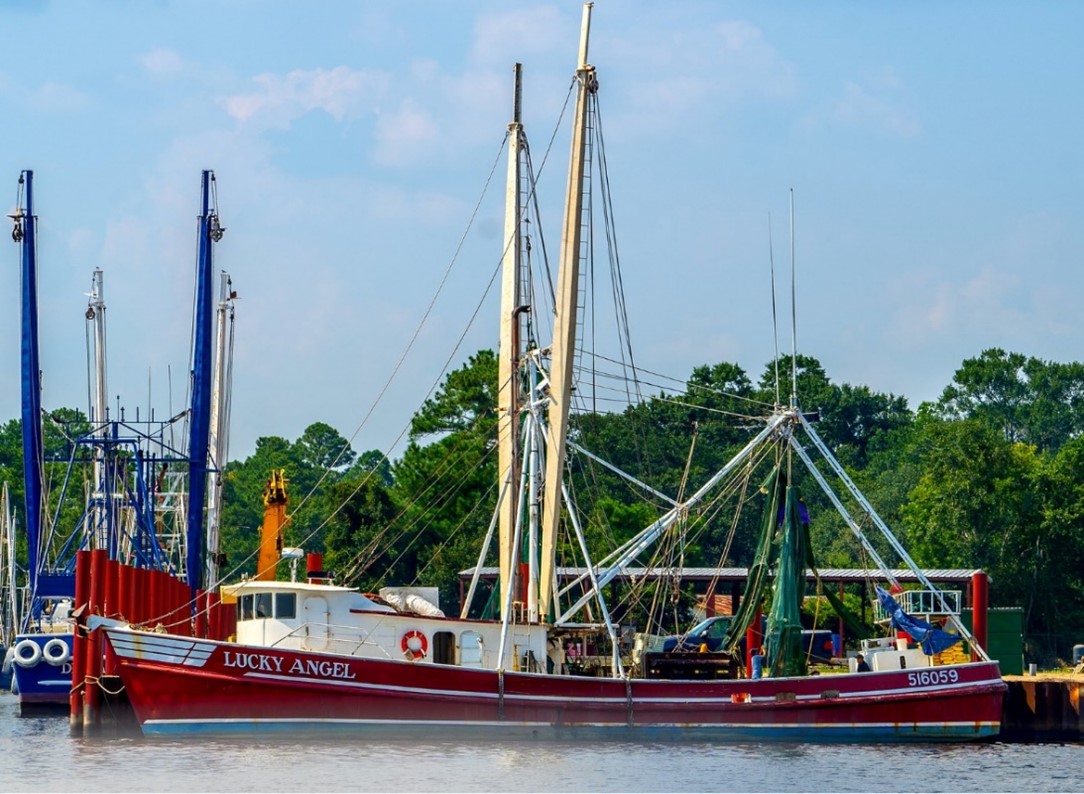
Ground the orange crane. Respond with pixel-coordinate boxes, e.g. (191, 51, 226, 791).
(255, 469, 289, 580)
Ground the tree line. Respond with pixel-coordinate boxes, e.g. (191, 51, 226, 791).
(3, 347, 1083, 663)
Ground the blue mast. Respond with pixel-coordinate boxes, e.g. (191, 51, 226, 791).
(185, 170, 219, 599)
(16, 170, 44, 619)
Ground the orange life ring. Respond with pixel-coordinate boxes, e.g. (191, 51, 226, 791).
(401, 630, 427, 660)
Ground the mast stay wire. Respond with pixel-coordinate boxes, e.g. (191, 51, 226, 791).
(206, 83, 580, 601)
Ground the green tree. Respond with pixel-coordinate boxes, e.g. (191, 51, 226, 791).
(370, 350, 501, 608)
(1031, 437, 1084, 657)
(295, 421, 355, 471)
(901, 416, 1043, 619)
(345, 449, 394, 487)
(411, 350, 498, 437)
(937, 348, 1084, 452)
(322, 476, 398, 588)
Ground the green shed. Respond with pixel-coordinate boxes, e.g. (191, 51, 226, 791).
(959, 607, 1023, 676)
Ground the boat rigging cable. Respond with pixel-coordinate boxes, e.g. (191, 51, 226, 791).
(215, 76, 579, 599)
(239, 90, 580, 593)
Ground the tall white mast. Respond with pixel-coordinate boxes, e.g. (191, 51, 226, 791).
(539, 1, 594, 620)
(204, 272, 234, 588)
(497, 64, 525, 622)
(87, 269, 108, 550)
(1, 483, 15, 644)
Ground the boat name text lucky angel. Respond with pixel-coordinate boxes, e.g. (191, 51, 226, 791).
(222, 650, 357, 680)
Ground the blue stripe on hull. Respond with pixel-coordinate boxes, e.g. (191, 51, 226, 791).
(141, 719, 1001, 743)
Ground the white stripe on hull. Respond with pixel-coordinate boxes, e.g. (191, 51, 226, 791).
(228, 668, 1003, 709)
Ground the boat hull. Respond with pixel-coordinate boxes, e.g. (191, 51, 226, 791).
(105, 628, 1006, 741)
(10, 632, 73, 710)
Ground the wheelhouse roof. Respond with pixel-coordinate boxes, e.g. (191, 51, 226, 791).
(222, 580, 355, 595)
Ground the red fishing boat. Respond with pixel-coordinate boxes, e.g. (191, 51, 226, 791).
(94, 3, 1006, 741)
(97, 615, 1004, 740)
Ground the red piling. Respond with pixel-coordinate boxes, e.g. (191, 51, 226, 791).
(163, 573, 178, 634)
(972, 570, 989, 662)
(69, 549, 91, 735)
(134, 566, 148, 624)
(176, 575, 192, 636)
(147, 568, 161, 629)
(195, 583, 209, 638)
(202, 589, 219, 640)
(101, 560, 120, 678)
(117, 563, 133, 623)
(103, 559, 119, 619)
(158, 570, 174, 631)
(746, 606, 763, 677)
(82, 548, 106, 735)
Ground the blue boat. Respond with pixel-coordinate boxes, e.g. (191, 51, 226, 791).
(8, 170, 234, 713)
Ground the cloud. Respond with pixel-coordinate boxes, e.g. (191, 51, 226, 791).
(893, 266, 1021, 344)
(711, 19, 795, 98)
(470, 6, 566, 66)
(832, 75, 920, 138)
(140, 48, 185, 77)
(28, 82, 90, 112)
(605, 17, 796, 131)
(372, 99, 440, 167)
(221, 66, 389, 129)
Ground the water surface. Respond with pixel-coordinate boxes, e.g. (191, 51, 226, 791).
(0, 694, 1078, 792)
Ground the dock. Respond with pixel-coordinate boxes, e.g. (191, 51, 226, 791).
(1000, 673, 1083, 741)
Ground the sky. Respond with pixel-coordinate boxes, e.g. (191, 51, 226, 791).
(1, 0, 1082, 465)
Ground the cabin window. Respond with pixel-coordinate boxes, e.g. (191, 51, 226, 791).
(238, 594, 254, 621)
(275, 592, 297, 620)
(433, 631, 456, 665)
(255, 592, 273, 618)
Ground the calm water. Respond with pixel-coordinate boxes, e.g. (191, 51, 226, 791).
(0, 694, 1079, 793)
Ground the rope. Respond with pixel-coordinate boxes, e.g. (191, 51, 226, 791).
(268, 77, 580, 579)
(264, 135, 512, 561)
(93, 676, 126, 696)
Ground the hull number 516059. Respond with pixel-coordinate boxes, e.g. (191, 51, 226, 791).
(908, 669, 959, 687)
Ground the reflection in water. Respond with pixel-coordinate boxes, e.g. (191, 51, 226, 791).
(0, 695, 1078, 793)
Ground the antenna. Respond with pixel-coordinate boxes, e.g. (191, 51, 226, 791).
(768, 213, 780, 408)
(789, 188, 797, 407)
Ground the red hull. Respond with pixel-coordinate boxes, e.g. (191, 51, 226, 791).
(105, 628, 1006, 741)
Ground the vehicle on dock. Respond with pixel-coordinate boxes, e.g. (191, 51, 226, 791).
(661, 616, 734, 653)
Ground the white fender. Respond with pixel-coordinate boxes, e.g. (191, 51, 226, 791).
(42, 637, 71, 666)
(13, 639, 41, 668)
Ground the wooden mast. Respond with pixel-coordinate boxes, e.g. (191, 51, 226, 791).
(497, 64, 525, 622)
(539, 2, 594, 621)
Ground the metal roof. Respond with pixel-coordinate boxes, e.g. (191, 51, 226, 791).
(458, 566, 983, 584)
